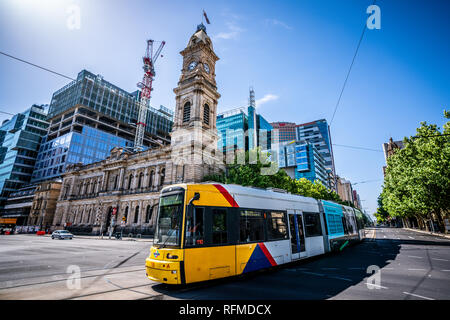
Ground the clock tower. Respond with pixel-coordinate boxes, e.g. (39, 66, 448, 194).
(168, 23, 224, 183)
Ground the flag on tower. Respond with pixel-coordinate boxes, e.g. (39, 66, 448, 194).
(203, 10, 211, 24)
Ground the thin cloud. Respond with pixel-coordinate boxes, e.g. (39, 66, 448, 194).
(213, 22, 244, 41)
(256, 94, 279, 108)
(265, 19, 293, 30)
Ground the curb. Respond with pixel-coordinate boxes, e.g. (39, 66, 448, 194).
(42, 234, 153, 242)
(403, 228, 450, 240)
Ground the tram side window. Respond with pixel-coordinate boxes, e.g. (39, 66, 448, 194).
(266, 211, 288, 240)
(341, 216, 349, 235)
(212, 209, 227, 245)
(185, 207, 204, 246)
(303, 212, 322, 237)
(239, 210, 265, 243)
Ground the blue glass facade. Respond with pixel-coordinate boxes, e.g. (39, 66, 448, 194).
(32, 126, 132, 182)
(217, 110, 247, 153)
(278, 141, 329, 188)
(48, 70, 173, 139)
(296, 119, 334, 170)
(0, 105, 49, 203)
(216, 106, 272, 153)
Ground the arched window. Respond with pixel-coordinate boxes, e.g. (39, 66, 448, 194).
(138, 172, 144, 189)
(160, 168, 165, 186)
(127, 173, 133, 189)
(149, 171, 155, 188)
(87, 209, 91, 224)
(183, 102, 191, 123)
(145, 205, 152, 223)
(203, 104, 210, 125)
(134, 206, 140, 224)
(114, 175, 118, 190)
(92, 180, 97, 194)
(124, 206, 129, 223)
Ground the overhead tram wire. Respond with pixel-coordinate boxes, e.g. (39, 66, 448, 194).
(332, 143, 383, 153)
(0, 50, 76, 81)
(329, 0, 377, 127)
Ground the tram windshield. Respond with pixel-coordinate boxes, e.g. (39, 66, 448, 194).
(154, 193, 184, 247)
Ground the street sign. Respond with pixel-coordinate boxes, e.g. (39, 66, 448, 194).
(112, 207, 117, 215)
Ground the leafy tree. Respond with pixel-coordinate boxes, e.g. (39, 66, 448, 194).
(204, 148, 343, 202)
(381, 110, 450, 231)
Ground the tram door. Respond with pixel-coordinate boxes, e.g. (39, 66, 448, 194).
(288, 210, 306, 260)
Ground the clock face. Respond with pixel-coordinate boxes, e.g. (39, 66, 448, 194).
(188, 61, 197, 71)
(203, 63, 210, 73)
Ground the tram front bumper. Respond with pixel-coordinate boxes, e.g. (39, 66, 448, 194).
(145, 257, 181, 285)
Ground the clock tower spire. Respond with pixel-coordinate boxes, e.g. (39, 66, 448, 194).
(168, 23, 224, 184)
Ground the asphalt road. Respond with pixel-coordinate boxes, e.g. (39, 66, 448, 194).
(0, 227, 449, 300)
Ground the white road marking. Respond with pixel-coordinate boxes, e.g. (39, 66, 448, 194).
(329, 276, 352, 282)
(302, 271, 325, 277)
(408, 236, 414, 239)
(408, 256, 423, 259)
(403, 292, 434, 300)
(408, 268, 426, 271)
(383, 236, 387, 238)
(432, 258, 449, 262)
(366, 283, 389, 289)
(441, 270, 450, 272)
(382, 267, 394, 270)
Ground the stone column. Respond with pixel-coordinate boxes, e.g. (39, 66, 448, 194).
(117, 167, 125, 190)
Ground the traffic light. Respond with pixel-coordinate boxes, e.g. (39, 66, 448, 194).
(122, 216, 127, 222)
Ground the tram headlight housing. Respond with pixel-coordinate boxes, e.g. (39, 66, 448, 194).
(167, 253, 178, 259)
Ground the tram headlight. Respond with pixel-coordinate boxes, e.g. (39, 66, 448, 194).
(167, 253, 178, 259)
(171, 270, 177, 274)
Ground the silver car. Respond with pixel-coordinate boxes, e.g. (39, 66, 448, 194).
(51, 230, 73, 240)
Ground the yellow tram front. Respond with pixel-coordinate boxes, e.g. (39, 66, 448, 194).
(146, 183, 242, 285)
(145, 185, 186, 284)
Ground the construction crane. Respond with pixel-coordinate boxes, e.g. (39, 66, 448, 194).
(134, 39, 166, 151)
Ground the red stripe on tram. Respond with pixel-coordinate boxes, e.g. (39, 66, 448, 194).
(258, 243, 277, 266)
(213, 184, 239, 207)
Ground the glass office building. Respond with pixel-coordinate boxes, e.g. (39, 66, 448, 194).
(48, 70, 173, 140)
(217, 108, 247, 154)
(217, 105, 273, 154)
(0, 105, 49, 204)
(296, 119, 335, 174)
(32, 69, 174, 183)
(32, 126, 132, 182)
(278, 141, 329, 188)
(270, 122, 297, 143)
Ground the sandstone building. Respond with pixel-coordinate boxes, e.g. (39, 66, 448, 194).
(52, 23, 225, 236)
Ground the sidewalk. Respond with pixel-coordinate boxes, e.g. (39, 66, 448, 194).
(42, 233, 153, 242)
(403, 227, 450, 240)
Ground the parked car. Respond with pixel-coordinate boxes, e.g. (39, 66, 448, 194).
(51, 230, 73, 240)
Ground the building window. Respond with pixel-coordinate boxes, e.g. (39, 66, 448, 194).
(145, 205, 152, 223)
(160, 168, 165, 186)
(183, 102, 191, 123)
(149, 171, 154, 187)
(203, 104, 210, 125)
(127, 174, 133, 189)
(134, 206, 139, 224)
(138, 172, 144, 189)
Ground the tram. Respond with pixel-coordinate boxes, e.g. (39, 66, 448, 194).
(145, 183, 370, 285)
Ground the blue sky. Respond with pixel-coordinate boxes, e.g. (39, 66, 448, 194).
(1, 0, 449, 218)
